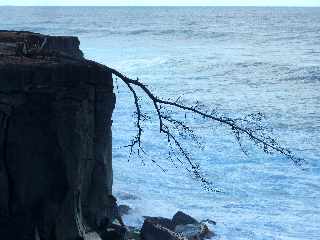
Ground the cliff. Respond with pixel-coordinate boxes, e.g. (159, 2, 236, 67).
(0, 31, 115, 240)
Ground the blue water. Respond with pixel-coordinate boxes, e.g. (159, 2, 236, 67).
(1, 6, 320, 240)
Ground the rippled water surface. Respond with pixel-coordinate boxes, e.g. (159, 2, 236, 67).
(1, 7, 319, 240)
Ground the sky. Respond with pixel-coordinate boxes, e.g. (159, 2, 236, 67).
(0, 0, 319, 6)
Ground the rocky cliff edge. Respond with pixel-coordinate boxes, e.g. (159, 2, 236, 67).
(0, 30, 115, 240)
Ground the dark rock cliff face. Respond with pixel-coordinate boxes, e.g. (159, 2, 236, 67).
(0, 31, 115, 240)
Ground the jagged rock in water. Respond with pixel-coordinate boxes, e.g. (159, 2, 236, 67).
(140, 220, 187, 240)
(0, 31, 115, 240)
(142, 216, 175, 231)
(175, 223, 214, 240)
(118, 204, 132, 217)
(172, 211, 199, 227)
(140, 212, 214, 240)
(172, 212, 214, 240)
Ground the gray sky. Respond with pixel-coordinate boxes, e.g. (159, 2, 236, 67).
(1, 0, 319, 6)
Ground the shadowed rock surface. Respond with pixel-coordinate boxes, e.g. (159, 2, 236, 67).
(141, 220, 187, 240)
(0, 31, 115, 240)
(172, 212, 198, 228)
(143, 217, 174, 231)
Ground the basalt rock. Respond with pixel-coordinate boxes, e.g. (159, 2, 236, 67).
(140, 212, 214, 240)
(0, 31, 115, 240)
(174, 223, 214, 240)
(118, 205, 132, 217)
(140, 220, 186, 240)
(172, 211, 198, 227)
(143, 216, 174, 231)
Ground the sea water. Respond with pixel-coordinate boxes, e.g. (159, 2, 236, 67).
(1, 6, 319, 240)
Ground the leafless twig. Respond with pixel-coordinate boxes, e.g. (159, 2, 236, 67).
(104, 66, 304, 191)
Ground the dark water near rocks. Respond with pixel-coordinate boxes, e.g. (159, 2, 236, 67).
(1, 6, 319, 239)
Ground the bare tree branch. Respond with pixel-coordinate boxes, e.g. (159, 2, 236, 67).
(103, 66, 304, 190)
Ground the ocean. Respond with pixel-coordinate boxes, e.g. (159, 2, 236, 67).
(1, 6, 319, 240)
